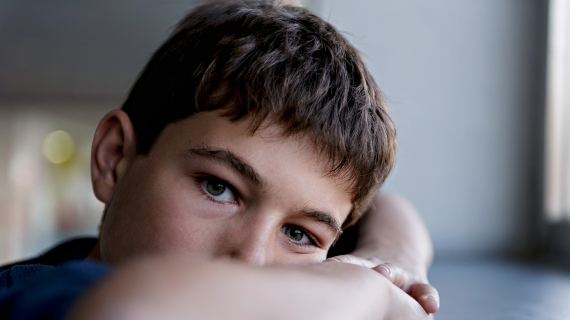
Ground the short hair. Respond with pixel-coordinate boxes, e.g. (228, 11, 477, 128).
(121, 0, 396, 227)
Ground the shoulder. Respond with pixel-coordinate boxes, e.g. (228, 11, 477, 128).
(0, 237, 98, 273)
(0, 264, 56, 292)
(0, 236, 109, 320)
(1, 261, 111, 320)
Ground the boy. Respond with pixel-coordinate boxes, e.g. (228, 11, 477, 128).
(0, 1, 438, 319)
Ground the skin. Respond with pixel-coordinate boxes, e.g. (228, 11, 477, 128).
(331, 193, 440, 312)
(89, 110, 352, 265)
(70, 256, 430, 320)
(76, 109, 438, 319)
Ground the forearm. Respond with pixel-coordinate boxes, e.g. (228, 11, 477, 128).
(353, 192, 434, 276)
(67, 256, 405, 320)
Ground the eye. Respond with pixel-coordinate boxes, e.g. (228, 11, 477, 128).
(281, 225, 316, 247)
(200, 178, 236, 203)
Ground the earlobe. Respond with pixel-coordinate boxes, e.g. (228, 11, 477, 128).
(91, 110, 137, 204)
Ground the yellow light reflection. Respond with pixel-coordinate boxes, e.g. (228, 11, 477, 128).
(42, 130, 75, 164)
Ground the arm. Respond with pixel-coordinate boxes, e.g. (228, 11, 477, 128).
(67, 256, 431, 320)
(354, 192, 433, 279)
(330, 192, 439, 313)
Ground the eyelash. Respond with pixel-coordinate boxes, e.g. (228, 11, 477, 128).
(194, 176, 240, 205)
(282, 224, 322, 249)
(194, 176, 322, 249)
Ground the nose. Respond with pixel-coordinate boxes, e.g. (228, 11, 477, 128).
(227, 240, 266, 265)
(221, 218, 275, 265)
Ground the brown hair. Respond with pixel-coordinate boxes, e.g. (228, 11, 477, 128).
(121, 0, 396, 227)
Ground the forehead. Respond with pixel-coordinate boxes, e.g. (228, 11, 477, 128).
(151, 111, 353, 225)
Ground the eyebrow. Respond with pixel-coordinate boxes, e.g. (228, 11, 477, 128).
(301, 209, 343, 240)
(187, 145, 263, 188)
(187, 145, 343, 239)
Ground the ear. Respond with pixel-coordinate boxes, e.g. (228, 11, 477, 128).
(91, 110, 137, 204)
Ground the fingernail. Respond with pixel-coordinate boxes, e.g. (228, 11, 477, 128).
(421, 294, 439, 310)
(379, 265, 390, 276)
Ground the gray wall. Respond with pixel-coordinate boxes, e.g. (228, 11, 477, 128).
(313, 0, 547, 255)
(0, 0, 196, 97)
(0, 0, 548, 255)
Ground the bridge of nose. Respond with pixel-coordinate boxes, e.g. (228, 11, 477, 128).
(220, 214, 280, 265)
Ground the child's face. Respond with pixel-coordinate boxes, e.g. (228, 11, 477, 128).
(98, 111, 353, 266)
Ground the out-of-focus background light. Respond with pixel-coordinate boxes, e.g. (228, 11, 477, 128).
(42, 130, 75, 164)
(0, 106, 108, 262)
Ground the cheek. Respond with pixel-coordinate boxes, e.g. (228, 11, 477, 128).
(130, 173, 217, 249)
(100, 166, 211, 262)
(272, 249, 327, 266)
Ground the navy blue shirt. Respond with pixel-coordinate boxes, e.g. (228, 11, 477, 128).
(0, 238, 111, 320)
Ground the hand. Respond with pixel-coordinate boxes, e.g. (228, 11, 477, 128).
(373, 261, 439, 314)
(324, 257, 434, 320)
(327, 254, 439, 314)
(384, 281, 435, 320)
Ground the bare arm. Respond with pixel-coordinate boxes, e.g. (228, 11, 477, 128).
(67, 256, 431, 320)
(330, 192, 439, 313)
(354, 192, 433, 277)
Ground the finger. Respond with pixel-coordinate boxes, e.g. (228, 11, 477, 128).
(371, 263, 409, 289)
(325, 255, 378, 268)
(389, 282, 433, 320)
(408, 283, 440, 314)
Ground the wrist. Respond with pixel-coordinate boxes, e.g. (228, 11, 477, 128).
(315, 260, 395, 319)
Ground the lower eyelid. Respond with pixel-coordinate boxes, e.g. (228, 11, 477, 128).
(284, 238, 324, 253)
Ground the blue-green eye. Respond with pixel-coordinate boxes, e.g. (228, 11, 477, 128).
(201, 178, 236, 203)
(206, 180, 226, 195)
(282, 225, 313, 245)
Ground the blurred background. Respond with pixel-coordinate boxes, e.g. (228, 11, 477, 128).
(0, 0, 566, 267)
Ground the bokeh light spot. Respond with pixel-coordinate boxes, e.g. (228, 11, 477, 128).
(42, 130, 75, 164)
